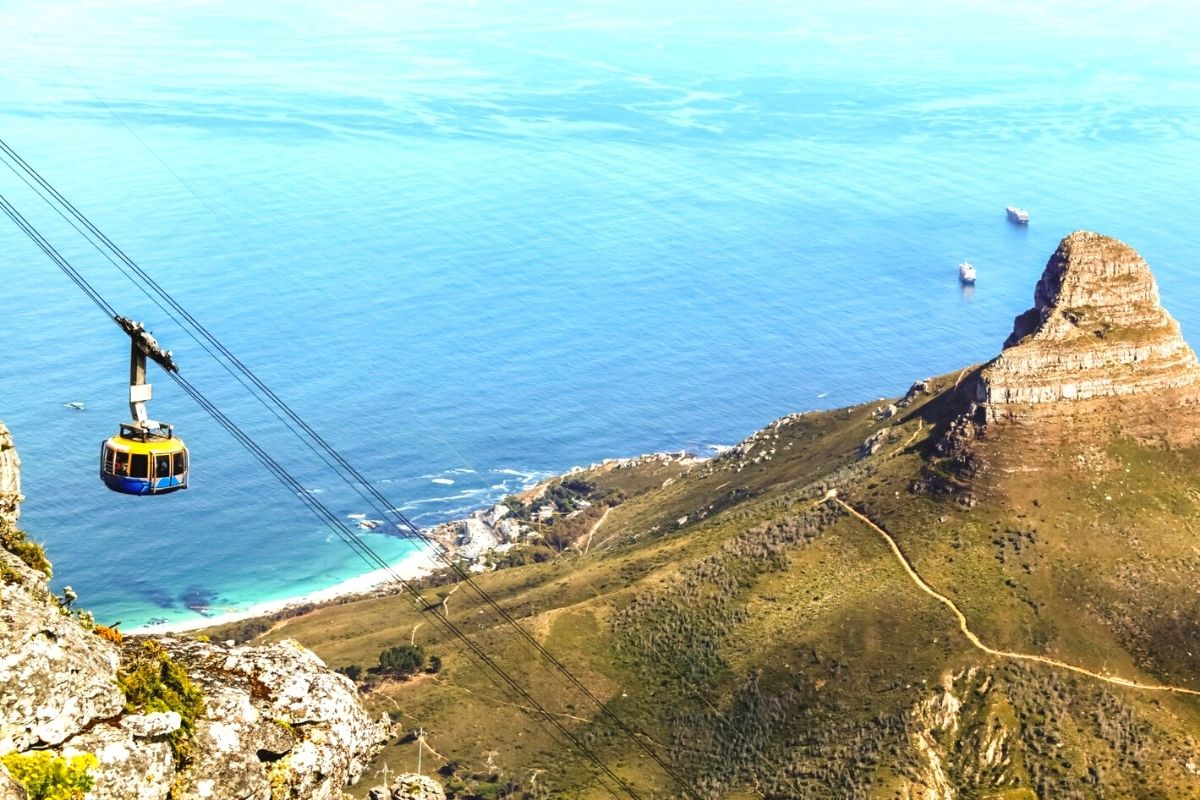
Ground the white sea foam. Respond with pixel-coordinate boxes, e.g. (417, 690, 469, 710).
(431, 477, 455, 485)
(398, 489, 489, 509)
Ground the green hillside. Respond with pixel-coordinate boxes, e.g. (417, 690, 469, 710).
(210, 368, 1200, 799)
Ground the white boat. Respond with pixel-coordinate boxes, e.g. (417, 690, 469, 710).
(1006, 206, 1029, 224)
(959, 261, 976, 284)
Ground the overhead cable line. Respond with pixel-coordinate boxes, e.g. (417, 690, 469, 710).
(0, 186, 641, 800)
(0, 139, 707, 800)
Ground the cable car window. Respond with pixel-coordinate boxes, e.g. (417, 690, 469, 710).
(114, 452, 130, 476)
(156, 455, 171, 478)
(130, 453, 148, 478)
(102, 446, 113, 475)
(173, 450, 187, 476)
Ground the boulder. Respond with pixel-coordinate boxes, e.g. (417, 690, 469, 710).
(873, 404, 897, 420)
(859, 429, 890, 459)
(159, 637, 388, 800)
(0, 549, 124, 754)
(900, 379, 932, 406)
(60, 723, 174, 800)
(370, 774, 446, 800)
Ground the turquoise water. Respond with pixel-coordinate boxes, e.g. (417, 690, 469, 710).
(1, 1, 1199, 627)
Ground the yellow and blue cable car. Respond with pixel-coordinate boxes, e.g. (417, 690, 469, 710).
(99, 317, 189, 496)
(100, 423, 188, 495)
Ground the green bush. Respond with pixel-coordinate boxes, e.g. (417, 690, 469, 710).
(379, 644, 425, 677)
(0, 751, 97, 800)
(0, 522, 51, 577)
(336, 664, 363, 681)
(118, 640, 205, 765)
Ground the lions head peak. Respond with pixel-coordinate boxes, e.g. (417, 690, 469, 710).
(977, 230, 1200, 422)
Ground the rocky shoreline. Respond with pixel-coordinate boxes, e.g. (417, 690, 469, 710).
(426, 449, 708, 566)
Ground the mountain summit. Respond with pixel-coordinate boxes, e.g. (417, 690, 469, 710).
(976, 231, 1200, 422)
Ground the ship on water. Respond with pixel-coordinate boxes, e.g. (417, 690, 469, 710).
(959, 261, 977, 284)
(1006, 205, 1030, 224)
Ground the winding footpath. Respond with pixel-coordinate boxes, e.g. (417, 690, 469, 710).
(823, 490, 1200, 697)
(582, 505, 612, 554)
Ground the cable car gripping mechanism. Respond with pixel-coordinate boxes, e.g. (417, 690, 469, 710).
(115, 316, 178, 372)
(114, 315, 177, 430)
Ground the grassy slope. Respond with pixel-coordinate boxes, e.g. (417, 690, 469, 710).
(221, 373, 1200, 799)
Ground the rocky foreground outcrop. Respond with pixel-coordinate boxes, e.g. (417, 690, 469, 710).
(976, 231, 1200, 421)
(0, 422, 387, 799)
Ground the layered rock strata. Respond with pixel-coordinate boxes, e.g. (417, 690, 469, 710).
(976, 231, 1200, 421)
(0, 422, 388, 799)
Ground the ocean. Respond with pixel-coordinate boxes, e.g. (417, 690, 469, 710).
(1, 0, 1198, 629)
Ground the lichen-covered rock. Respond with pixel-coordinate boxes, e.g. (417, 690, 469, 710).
(159, 637, 387, 800)
(0, 548, 124, 754)
(369, 774, 446, 800)
(0, 766, 26, 800)
(119, 711, 182, 739)
(0, 427, 125, 755)
(59, 722, 174, 800)
(978, 231, 1200, 420)
(0, 422, 385, 800)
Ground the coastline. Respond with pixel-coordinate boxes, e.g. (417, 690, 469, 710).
(131, 448, 711, 637)
(128, 544, 437, 635)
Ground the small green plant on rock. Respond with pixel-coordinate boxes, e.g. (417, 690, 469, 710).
(0, 560, 22, 586)
(0, 751, 98, 800)
(0, 522, 51, 576)
(118, 640, 205, 766)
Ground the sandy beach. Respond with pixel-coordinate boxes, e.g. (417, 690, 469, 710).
(128, 544, 437, 635)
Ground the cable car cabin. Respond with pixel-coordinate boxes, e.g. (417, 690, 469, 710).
(100, 423, 188, 496)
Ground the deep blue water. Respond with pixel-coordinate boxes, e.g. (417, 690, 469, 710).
(2, 0, 1199, 627)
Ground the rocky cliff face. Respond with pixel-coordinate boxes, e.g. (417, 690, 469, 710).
(0, 423, 387, 799)
(976, 231, 1200, 421)
(0, 424, 20, 526)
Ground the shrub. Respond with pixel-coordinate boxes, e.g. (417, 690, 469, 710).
(379, 644, 425, 677)
(0, 751, 97, 800)
(118, 640, 205, 765)
(427, 654, 442, 674)
(336, 664, 363, 681)
(94, 625, 122, 645)
(0, 523, 50, 577)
